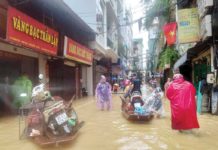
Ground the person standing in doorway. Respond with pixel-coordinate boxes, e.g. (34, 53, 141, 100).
(12, 73, 32, 108)
(166, 72, 199, 132)
(95, 75, 112, 111)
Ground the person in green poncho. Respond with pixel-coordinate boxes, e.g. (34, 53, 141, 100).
(12, 73, 32, 108)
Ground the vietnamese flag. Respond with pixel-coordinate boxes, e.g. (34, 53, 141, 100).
(163, 22, 177, 45)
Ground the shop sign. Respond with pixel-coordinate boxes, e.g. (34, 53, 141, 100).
(64, 36, 93, 65)
(7, 6, 59, 55)
(178, 8, 200, 44)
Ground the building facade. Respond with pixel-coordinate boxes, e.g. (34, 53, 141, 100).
(173, 0, 218, 114)
(68, 0, 132, 88)
(0, 0, 96, 114)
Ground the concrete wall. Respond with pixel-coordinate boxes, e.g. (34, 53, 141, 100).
(81, 65, 94, 96)
(63, 0, 104, 96)
(81, 66, 87, 88)
(63, 0, 107, 49)
(38, 54, 47, 83)
(87, 65, 94, 96)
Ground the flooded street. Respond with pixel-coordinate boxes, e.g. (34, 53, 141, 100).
(1, 87, 218, 150)
(0, 0, 217, 149)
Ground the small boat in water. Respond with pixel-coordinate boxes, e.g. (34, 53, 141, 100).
(19, 74, 84, 146)
(120, 91, 154, 122)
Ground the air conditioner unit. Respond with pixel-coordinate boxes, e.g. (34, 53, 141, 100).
(198, 0, 214, 18)
(200, 15, 212, 40)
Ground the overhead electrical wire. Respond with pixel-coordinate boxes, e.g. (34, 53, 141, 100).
(96, 0, 184, 36)
(48, 0, 182, 36)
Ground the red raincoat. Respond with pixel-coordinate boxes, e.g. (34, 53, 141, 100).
(166, 74, 199, 130)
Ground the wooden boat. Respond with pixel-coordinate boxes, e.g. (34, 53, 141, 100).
(120, 96, 154, 121)
(33, 121, 84, 146)
(19, 96, 84, 146)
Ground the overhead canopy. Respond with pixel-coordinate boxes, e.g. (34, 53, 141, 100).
(105, 47, 119, 63)
(174, 52, 188, 70)
(174, 40, 211, 70)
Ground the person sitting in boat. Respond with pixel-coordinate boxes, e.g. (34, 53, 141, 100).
(120, 80, 133, 112)
(130, 91, 144, 109)
(123, 80, 133, 99)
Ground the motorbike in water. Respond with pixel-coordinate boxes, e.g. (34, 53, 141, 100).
(19, 74, 84, 146)
(120, 88, 163, 121)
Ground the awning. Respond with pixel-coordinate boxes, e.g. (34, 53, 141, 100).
(89, 41, 106, 56)
(105, 47, 119, 63)
(89, 41, 106, 61)
(173, 52, 188, 70)
(173, 40, 211, 69)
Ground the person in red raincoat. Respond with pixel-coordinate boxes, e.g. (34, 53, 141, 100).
(166, 73, 199, 131)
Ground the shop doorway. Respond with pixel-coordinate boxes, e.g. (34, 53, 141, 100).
(63, 65, 76, 100)
(0, 59, 20, 115)
(0, 52, 38, 115)
(48, 60, 76, 101)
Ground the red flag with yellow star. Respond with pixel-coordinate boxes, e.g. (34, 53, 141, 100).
(163, 22, 177, 45)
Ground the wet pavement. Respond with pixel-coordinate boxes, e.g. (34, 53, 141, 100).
(1, 85, 218, 150)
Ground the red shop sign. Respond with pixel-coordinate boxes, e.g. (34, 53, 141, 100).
(64, 36, 93, 65)
(7, 6, 59, 55)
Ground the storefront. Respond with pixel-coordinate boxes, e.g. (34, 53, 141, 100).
(48, 59, 78, 101)
(192, 48, 211, 113)
(192, 50, 211, 88)
(49, 36, 93, 100)
(0, 49, 38, 81)
(93, 57, 112, 92)
(0, 6, 59, 114)
(0, 48, 38, 114)
(6, 6, 59, 78)
(174, 40, 211, 81)
(174, 40, 212, 114)
(93, 61, 108, 92)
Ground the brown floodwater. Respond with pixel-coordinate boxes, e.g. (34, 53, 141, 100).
(1, 89, 218, 150)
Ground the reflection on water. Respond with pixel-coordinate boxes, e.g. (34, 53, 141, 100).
(1, 93, 218, 150)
